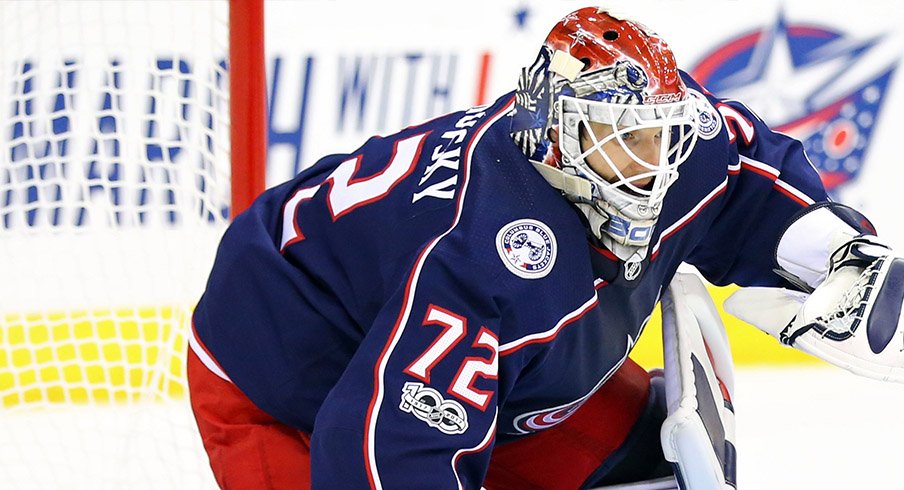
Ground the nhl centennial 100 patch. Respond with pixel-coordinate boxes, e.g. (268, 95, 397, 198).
(496, 219, 557, 279)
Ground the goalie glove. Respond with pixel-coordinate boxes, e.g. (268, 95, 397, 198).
(724, 203, 904, 383)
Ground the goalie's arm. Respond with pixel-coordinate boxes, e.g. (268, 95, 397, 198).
(310, 250, 509, 489)
(680, 74, 830, 288)
(725, 202, 904, 383)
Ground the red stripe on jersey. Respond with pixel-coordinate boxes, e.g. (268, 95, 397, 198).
(741, 161, 778, 181)
(738, 157, 813, 207)
(364, 242, 431, 489)
(499, 294, 599, 356)
(590, 241, 618, 261)
(651, 180, 728, 260)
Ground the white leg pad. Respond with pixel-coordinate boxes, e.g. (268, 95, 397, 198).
(659, 272, 737, 489)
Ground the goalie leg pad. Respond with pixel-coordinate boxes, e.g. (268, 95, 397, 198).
(660, 272, 737, 490)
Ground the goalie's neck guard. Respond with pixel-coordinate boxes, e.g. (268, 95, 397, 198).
(530, 160, 653, 263)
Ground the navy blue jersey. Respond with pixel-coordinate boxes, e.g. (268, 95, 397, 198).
(193, 71, 827, 488)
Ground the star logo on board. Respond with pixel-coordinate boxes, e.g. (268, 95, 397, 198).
(690, 11, 900, 193)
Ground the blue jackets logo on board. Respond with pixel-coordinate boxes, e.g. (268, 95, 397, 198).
(690, 11, 900, 193)
(496, 219, 557, 279)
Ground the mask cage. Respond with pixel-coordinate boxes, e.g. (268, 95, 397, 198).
(557, 96, 699, 211)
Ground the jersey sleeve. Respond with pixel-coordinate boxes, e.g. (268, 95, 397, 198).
(309, 247, 512, 489)
(684, 84, 830, 287)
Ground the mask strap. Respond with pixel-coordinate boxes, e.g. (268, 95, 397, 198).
(530, 162, 593, 201)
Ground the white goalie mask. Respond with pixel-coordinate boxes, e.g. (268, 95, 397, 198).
(510, 8, 700, 259)
(556, 94, 698, 249)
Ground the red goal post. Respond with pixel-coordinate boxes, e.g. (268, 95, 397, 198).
(0, 1, 265, 488)
(230, 0, 267, 217)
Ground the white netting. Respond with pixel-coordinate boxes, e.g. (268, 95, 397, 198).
(0, 1, 232, 488)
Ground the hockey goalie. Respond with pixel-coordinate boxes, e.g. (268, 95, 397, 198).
(186, 7, 904, 489)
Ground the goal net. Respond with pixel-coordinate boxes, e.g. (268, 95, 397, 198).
(0, 1, 263, 488)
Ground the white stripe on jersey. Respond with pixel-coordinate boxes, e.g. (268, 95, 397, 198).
(498, 292, 599, 354)
(775, 179, 816, 205)
(739, 154, 816, 205)
(739, 154, 780, 178)
(189, 326, 232, 382)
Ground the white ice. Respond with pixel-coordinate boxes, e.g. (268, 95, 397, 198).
(1, 366, 901, 489)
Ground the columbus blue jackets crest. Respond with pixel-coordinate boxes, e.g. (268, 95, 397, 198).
(496, 219, 557, 279)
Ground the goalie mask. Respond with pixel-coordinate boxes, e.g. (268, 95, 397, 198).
(512, 8, 699, 259)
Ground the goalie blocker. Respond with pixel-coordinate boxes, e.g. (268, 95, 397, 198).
(725, 202, 904, 383)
